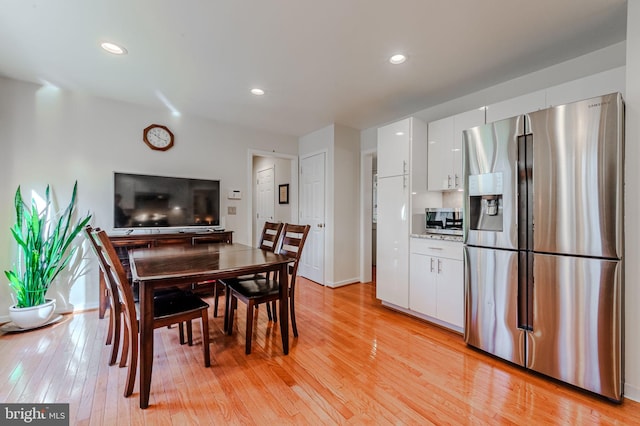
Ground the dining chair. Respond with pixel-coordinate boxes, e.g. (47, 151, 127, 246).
(221, 223, 310, 354)
(222, 221, 284, 325)
(84, 225, 122, 366)
(93, 229, 211, 397)
(85, 226, 193, 366)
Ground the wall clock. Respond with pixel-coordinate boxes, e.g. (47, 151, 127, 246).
(143, 124, 174, 151)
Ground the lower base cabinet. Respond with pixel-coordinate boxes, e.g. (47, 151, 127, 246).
(409, 238, 464, 331)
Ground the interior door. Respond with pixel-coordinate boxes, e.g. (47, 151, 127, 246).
(255, 167, 275, 246)
(299, 152, 325, 284)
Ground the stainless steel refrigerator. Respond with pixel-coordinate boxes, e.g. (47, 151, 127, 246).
(463, 93, 624, 401)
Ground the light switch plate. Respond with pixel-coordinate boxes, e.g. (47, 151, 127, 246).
(228, 190, 242, 200)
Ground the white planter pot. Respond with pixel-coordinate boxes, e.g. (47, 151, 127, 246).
(9, 299, 56, 329)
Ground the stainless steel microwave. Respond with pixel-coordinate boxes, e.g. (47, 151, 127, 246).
(425, 208, 463, 235)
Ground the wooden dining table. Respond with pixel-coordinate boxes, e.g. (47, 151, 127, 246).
(129, 242, 291, 409)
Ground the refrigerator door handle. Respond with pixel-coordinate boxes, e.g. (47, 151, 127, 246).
(517, 251, 532, 331)
(514, 161, 518, 228)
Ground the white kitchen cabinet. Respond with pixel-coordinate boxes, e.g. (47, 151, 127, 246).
(453, 109, 485, 189)
(485, 89, 546, 123)
(435, 256, 464, 328)
(428, 109, 484, 191)
(409, 238, 464, 330)
(409, 253, 437, 317)
(376, 117, 428, 309)
(377, 118, 411, 178)
(377, 175, 410, 308)
(427, 116, 454, 191)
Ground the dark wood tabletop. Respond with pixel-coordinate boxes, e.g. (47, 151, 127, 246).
(129, 242, 291, 409)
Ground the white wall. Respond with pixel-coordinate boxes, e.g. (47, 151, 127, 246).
(333, 124, 360, 286)
(0, 76, 298, 319)
(624, 1, 640, 402)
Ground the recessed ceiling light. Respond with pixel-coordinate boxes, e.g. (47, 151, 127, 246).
(251, 88, 265, 96)
(389, 54, 407, 65)
(395, 132, 405, 136)
(101, 42, 127, 55)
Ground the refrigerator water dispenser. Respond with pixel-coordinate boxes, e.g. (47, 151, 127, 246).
(468, 172, 504, 232)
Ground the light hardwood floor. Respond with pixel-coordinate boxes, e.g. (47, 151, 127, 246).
(1, 277, 639, 425)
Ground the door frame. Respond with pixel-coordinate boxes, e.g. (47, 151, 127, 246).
(360, 148, 376, 283)
(247, 149, 298, 246)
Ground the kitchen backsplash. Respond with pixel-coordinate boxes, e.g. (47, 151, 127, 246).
(443, 191, 463, 208)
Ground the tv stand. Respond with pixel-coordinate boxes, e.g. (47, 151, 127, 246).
(98, 230, 233, 318)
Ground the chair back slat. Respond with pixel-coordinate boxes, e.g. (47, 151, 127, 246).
(259, 221, 284, 252)
(278, 224, 310, 281)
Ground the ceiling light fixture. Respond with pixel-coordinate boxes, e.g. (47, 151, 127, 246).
(251, 88, 265, 96)
(389, 54, 407, 65)
(100, 42, 127, 55)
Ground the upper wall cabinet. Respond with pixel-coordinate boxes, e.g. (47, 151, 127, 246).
(427, 116, 453, 191)
(428, 109, 484, 191)
(485, 89, 546, 123)
(378, 118, 412, 178)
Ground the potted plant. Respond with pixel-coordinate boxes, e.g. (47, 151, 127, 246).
(5, 182, 91, 329)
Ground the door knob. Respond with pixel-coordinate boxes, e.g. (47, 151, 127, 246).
(317, 223, 324, 228)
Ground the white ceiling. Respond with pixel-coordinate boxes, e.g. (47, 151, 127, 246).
(0, 0, 627, 137)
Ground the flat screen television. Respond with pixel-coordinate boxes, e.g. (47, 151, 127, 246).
(113, 172, 220, 229)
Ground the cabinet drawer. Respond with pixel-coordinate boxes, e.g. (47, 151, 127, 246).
(410, 238, 462, 260)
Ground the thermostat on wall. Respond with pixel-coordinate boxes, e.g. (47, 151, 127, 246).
(228, 190, 242, 200)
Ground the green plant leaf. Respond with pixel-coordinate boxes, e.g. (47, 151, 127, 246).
(4, 181, 92, 307)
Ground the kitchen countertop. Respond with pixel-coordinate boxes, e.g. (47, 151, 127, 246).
(411, 233, 463, 242)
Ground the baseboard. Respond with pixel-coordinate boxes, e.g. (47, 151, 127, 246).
(54, 301, 99, 315)
(624, 382, 640, 402)
(325, 277, 360, 288)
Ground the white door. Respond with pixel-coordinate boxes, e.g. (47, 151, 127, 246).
(299, 152, 325, 284)
(255, 167, 275, 246)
